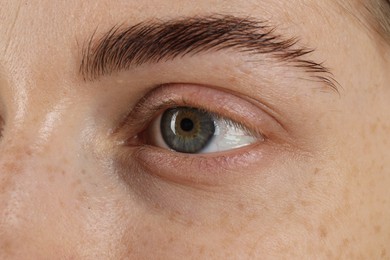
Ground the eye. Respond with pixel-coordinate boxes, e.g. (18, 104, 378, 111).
(115, 84, 287, 186)
(145, 106, 260, 154)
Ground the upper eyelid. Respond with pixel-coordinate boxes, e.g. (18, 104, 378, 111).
(114, 84, 288, 147)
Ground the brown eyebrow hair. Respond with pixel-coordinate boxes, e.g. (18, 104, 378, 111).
(80, 15, 338, 92)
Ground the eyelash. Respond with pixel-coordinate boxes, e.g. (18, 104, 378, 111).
(114, 83, 285, 185)
(119, 85, 272, 145)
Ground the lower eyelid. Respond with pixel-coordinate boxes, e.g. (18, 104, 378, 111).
(127, 141, 275, 187)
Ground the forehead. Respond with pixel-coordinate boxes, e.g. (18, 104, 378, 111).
(0, 0, 340, 38)
(0, 1, 340, 64)
(0, 0, 369, 97)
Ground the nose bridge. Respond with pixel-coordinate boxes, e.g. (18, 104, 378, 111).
(0, 76, 88, 185)
(2, 90, 74, 154)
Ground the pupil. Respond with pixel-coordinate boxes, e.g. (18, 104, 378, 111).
(180, 118, 194, 132)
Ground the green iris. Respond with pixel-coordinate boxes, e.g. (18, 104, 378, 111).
(160, 107, 215, 153)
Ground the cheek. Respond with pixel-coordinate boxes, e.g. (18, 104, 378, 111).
(0, 138, 130, 258)
(114, 161, 346, 258)
(0, 143, 79, 256)
(119, 203, 265, 258)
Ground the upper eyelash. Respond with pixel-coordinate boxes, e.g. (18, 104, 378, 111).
(114, 83, 283, 147)
(125, 100, 266, 141)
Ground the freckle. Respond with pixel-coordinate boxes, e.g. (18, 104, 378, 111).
(374, 225, 381, 234)
(3, 162, 20, 172)
(307, 180, 314, 189)
(370, 123, 378, 133)
(77, 190, 87, 203)
(300, 200, 311, 207)
(246, 212, 258, 221)
(167, 236, 175, 244)
(342, 238, 350, 247)
(168, 210, 182, 222)
(0, 239, 14, 257)
(381, 248, 387, 257)
(81, 169, 86, 175)
(319, 225, 328, 238)
(61, 170, 66, 176)
(186, 219, 194, 227)
(284, 204, 295, 215)
(0, 175, 13, 193)
(314, 168, 320, 175)
(25, 149, 32, 156)
(121, 245, 133, 257)
(228, 76, 238, 84)
(198, 245, 205, 255)
(236, 203, 245, 211)
(144, 225, 152, 232)
(71, 179, 82, 188)
(152, 203, 160, 211)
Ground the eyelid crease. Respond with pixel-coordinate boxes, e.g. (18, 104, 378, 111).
(80, 14, 339, 92)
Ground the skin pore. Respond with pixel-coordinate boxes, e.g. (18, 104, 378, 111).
(0, 0, 390, 259)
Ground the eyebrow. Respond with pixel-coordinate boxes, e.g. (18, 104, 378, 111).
(80, 15, 338, 92)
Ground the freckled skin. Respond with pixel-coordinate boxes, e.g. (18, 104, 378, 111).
(0, 0, 390, 259)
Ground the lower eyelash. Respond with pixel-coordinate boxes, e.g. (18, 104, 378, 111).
(128, 141, 268, 186)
